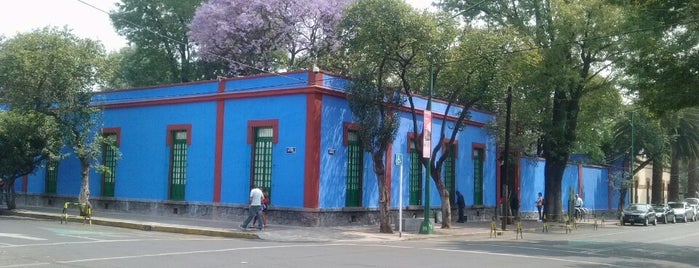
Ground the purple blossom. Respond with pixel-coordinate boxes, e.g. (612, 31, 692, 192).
(189, 0, 352, 75)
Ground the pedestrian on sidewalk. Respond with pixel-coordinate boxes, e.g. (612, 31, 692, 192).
(240, 184, 264, 230)
(536, 192, 544, 222)
(456, 191, 466, 223)
(253, 189, 269, 228)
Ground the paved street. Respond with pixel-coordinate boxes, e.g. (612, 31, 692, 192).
(1, 213, 698, 267)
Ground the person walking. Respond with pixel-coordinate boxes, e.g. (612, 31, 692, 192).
(240, 184, 264, 230)
(456, 191, 466, 223)
(536, 192, 544, 222)
(253, 189, 269, 228)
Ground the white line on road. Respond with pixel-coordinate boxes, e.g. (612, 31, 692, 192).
(0, 233, 46, 241)
(422, 247, 621, 267)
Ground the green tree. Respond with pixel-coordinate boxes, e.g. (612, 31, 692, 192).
(345, 71, 404, 233)
(620, 0, 699, 115)
(441, 0, 626, 220)
(338, 0, 421, 232)
(110, 0, 222, 86)
(665, 108, 699, 201)
(0, 111, 61, 209)
(0, 27, 112, 208)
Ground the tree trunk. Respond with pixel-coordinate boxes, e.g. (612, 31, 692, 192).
(651, 161, 664, 204)
(432, 170, 451, 229)
(6, 179, 16, 210)
(687, 158, 698, 198)
(618, 186, 628, 214)
(78, 157, 91, 208)
(372, 151, 393, 234)
(668, 152, 680, 202)
(543, 157, 565, 221)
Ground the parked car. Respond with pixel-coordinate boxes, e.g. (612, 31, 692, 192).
(684, 198, 699, 217)
(652, 204, 676, 224)
(622, 203, 657, 226)
(668, 202, 696, 223)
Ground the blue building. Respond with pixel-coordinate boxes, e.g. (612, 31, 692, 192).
(16, 70, 499, 226)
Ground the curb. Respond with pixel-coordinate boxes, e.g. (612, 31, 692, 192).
(7, 210, 259, 240)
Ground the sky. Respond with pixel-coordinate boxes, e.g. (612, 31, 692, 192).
(0, 0, 436, 52)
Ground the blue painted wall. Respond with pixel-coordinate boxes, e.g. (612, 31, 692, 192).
(20, 71, 500, 212)
(519, 157, 615, 213)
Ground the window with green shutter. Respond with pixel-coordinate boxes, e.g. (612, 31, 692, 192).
(169, 130, 187, 200)
(252, 127, 273, 197)
(101, 133, 117, 197)
(345, 130, 362, 207)
(473, 148, 484, 205)
(444, 144, 456, 206)
(45, 159, 58, 194)
(409, 141, 422, 206)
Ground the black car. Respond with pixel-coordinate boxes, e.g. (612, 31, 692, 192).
(652, 204, 676, 224)
(622, 203, 657, 226)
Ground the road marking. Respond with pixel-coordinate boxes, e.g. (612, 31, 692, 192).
(55, 244, 329, 264)
(421, 247, 620, 267)
(0, 233, 46, 241)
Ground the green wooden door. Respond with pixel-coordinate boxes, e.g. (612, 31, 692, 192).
(473, 148, 484, 205)
(45, 160, 58, 194)
(101, 133, 117, 197)
(345, 131, 362, 207)
(169, 130, 187, 200)
(409, 144, 422, 206)
(252, 127, 273, 197)
(444, 145, 456, 205)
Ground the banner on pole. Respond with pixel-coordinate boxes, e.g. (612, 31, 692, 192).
(422, 111, 432, 158)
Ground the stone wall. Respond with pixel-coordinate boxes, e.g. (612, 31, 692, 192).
(16, 193, 506, 227)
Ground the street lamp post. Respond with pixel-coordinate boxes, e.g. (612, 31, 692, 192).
(419, 62, 434, 234)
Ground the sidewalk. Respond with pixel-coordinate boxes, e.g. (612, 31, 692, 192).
(1, 206, 606, 242)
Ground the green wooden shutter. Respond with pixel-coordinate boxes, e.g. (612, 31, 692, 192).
(101, 133, 117, 197)
(473, 148, 484, 205)
(444, 145, 456, 205)
(252, 127, 273, 197)
(45, 160, 58, 194)
(169, 130, 187, 200)
(345, 131, 362, 207)
(409, 142, 422, 206)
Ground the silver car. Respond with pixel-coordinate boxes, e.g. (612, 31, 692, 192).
(668, 201, 696, 223)
(684, 198, 699, 217)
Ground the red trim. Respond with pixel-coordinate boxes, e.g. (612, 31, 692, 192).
(496, 144, 501, 205)
(307, 70, 323, 86)
(166, 124, 192, 145)
(213, 80, 225, 203)
(246, 119, 279, 144)
(578, 164, 583, 197)
(407, 132, 421, 152)
(303, 93, 322, 208)
(101, 127, 121, 147)
(441, 139, 458, 157)
(472, 143, 486, 160)
(99, 70, 310, 93)
(342, 122, 358, 146)
(385, 143, 392, 203)
(22, 175, 27, 192)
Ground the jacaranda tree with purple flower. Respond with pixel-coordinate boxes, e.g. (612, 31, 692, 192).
(188, 0, 351, 75)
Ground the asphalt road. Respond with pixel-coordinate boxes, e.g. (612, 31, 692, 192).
(1, 215, 698, 267)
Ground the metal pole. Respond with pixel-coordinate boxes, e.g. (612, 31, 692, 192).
(419, 62, 434, 234)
